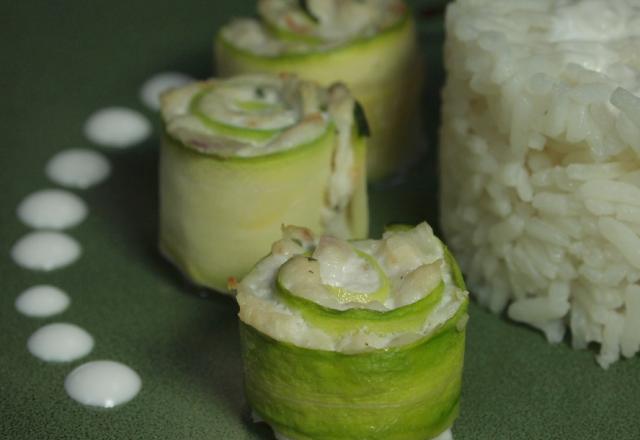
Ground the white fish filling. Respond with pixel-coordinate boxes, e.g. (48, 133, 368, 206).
(221, 0, 406, 56)
(237, 223, 468, 353)
(162, 75, 342, 157)
(316, 236, 380, 295)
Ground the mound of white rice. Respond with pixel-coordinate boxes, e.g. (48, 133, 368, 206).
(440, 0, 640, 368)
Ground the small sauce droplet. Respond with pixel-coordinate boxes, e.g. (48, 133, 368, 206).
(17, 189, 88, 230)
(432, 429, 453, 440)
(84, 107, 151, 148)
(65, 360, 142, 408)
(15, 285, 70, 317)
(11, 231, 81, 271)
(27, 323, 94, 362)
(46, 148, 111, 189)
(140, 72, 193, 110)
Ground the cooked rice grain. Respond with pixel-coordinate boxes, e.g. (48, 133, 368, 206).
(440, 0, 640, 368)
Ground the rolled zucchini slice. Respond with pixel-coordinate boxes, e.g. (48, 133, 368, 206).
(237, 222, 469, 439)
(215, 0, 423, 181)
(159, 74, 369, 293)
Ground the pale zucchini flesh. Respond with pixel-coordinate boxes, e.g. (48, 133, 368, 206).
(159, 75, 369, 293)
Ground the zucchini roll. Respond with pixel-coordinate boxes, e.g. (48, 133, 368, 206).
(215, 0, 423, 181)
(159, 74, 368, 293)
(237, 222, 468, 439)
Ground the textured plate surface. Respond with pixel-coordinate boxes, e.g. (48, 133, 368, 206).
(1, 1, 639, 439)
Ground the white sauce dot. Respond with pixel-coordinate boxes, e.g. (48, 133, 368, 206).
(65, 360, 142, 408)
(17, 189, 88, 230)
(46, 148, 111, 189)
(15, 285, 70, 317)
(27, 323, 94, 362)
(11, 231, 81, 271)
(140, 72, 194, 110)
(84, 107, 151, 148)
(433, 429, 453, 440)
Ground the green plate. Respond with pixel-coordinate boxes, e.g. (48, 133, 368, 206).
(1, 1, 638, 439)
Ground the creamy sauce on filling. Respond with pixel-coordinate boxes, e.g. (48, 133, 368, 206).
(11, 231, 82, 271)
(237, 223, 468, 352)
(140, 72, 194, 110)
(46, 148, 111, 189)
(17, 189, 88, 230)
(84, 107, 151, 148)
(15, 285, 70, 317)
(198, 82, 298, 130)
(316, 237, 379, 294)
(280, 224, 445, 310)
(222, 0, 406, 56)
(65, 360, 142, 408)
(27, 323, 94, 362)
(162, 75, 329, 157)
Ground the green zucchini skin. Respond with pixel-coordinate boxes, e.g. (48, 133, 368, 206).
(158, 132, 369, 294)
(214, 11, 423, 181)
(237, 223, 469, 438)
(240, 299, 467, 440)
(444, 246, 467, 291)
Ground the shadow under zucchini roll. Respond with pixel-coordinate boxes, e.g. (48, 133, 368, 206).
(215, 0, 423, 181)
(236, 222, 469, 439)
(159, 74, 368, 294)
